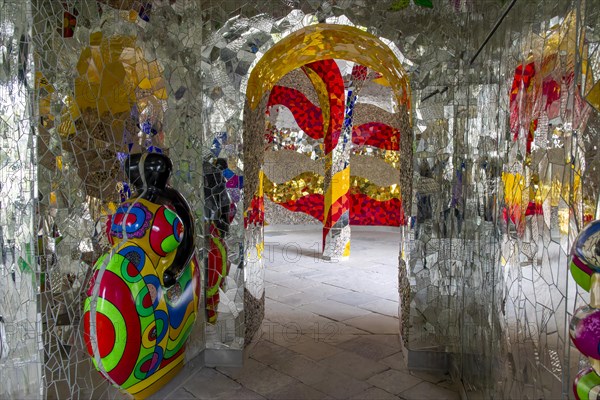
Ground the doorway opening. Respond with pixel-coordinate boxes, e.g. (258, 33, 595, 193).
(241, 22, 413, 351)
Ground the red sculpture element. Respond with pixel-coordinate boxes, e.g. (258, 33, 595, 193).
(352, 122, 400, 150)
(244, 195, 264, 228)
(509, 62, 535, 141)
(206, 223, 228, 324)
(303, 59, 345, 154)
(349, 194, 404, 226)
(268, 86, 323, 140)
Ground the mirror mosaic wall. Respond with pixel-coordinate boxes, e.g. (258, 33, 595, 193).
(0, 0, 43, 398)
(1, 0, 600, 398)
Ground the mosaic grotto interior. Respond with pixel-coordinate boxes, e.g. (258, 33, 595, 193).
(2, 0, 600, 398)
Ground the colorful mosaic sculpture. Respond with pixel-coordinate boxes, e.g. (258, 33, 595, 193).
(206, 222, 228, 324)
(264, 58, 405, 256)
(203, 158, 232, 324)
(247, 23, 410, 258)
(505, 11, 590, 236)
(570, 220, 600, 399)
(84, 153, 200, 399)
(574, 368, 600, 400)
(263, 172, 403, 226)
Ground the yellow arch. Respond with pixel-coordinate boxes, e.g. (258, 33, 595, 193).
(246, 23, 410, 112)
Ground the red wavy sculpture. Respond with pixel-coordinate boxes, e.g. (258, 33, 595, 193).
(303, 59, 345, 154)
(264, 60, 404, 229)
(352, 122, 400, 150)
(267, 85, 324, 140)
(271, 192, 403, 227)
(349, 194, 404, 226)
(278, 194, 325, 222)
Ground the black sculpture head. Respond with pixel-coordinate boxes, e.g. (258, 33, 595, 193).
(126, 153, 173, 191)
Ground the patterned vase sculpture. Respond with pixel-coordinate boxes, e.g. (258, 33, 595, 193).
(84, 153, 201, 399)
(569, 220, 600, 399)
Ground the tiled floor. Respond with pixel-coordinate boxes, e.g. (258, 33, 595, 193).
(156, 225, 459, 400)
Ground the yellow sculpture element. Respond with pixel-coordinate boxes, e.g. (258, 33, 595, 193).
(323, 167, 350, 222)
(343, 241, 351, 257)
(352, 148, 401, 169)
(255, 241, 264, 261)
(502, 171, 582, 234)
(503, 172, 582, 208)
(580, 11, 600, 111)
(326, 168, 350, 206)
(302, 65, 331, 136)
(75, 32, 166, 113)
(38, 32, 168, 142)
(502, 172, 525, 207)
(263, 172, 401, 204)
(246, 24, 410, 112)
(258, 168, 265, 197)
(348, 177, 401, 201)
(263, 171, 324, 202)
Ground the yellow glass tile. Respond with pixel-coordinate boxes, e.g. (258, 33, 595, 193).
(256, 241, 264, 260)
(343, 241, 351, 257)
(49, 191, 57, 207)
(558, 207, 570, 235)
(502, 172, 524, 205)
(585, 82, 600, 112)
(154, 87, 168, 100)
(57, 119, 75, 137)
(36, 72, 54, 93)
(138, 77, 152, 90)
(258, 170, 265, 197)
(89, 31, 102, 46)
(107, 202, 118, 214)
(128, 9, 138, 22)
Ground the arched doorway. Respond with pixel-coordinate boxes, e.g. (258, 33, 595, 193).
(241, 22, 413, 343)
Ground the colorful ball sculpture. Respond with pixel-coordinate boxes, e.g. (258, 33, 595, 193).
(570, 220, 600, 400)
(570, 305, 600, 360)
(571, 220, 600, 291)
(575, 368, 600, 400)
(84, 153, 200, 399)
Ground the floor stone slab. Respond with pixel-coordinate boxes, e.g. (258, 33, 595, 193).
(318, 350, 389, 381)
(343, 313, 400, 334)
(266, 381, 330, 400)
(336, 335, 400, 360)
(367, 369, 423, 395)
(309, 372, 372, 399)
(400, 381, 460, 400)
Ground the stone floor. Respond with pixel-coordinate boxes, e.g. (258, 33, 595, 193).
(154, 225, 459, 400)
